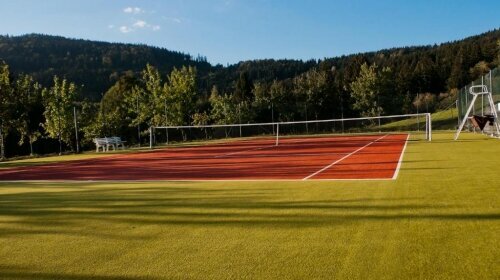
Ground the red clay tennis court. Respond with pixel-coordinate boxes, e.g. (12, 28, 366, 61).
(0, 133, 409, 181)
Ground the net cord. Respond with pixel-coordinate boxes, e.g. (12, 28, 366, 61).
(154, 113, 431, 130)
(149, 113, 432, 148)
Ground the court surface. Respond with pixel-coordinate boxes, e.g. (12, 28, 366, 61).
(0, 133, 409, 181)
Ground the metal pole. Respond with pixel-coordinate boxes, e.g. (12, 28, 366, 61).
(164, 99, 169, 144)
(305, 104, 308, 133)
(341, 94, 344, 134)
(465, 86, 469, 131)
(428, 113, 432, 141)
(238, 104, 242, 137)
(481, 76, 484, 116)
(426, 113, 429, 140)
(271, 102, 275, 134)
(490, 70, 493, 96)
(275, 123, 279, 146)
(73, 106, 79, 153)
(149, 127, 153, 149)
(377, 102, 381, 133)
(455, 94, 479, 140)
(136, 95, 140, 147)
(416, 93, 420, 131)
(471, 81, 475, 115)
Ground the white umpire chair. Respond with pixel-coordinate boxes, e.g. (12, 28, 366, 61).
(454, 85, 500, 140)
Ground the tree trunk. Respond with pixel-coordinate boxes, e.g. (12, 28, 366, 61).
(0, 128, 5, 161)
(29, 136, 34, 157)
(59, 133, 62, 156)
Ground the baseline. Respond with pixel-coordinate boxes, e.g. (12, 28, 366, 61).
(391, 134, 410, 179)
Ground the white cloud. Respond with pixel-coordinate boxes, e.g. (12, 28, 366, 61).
(117, 21, 160, 34)
(114, 8, 161, 34)
(163, 16, 182, 23)
(133, 20, 147, 28)
(119, 26, 133, 33)
(123, 7, 143, 14)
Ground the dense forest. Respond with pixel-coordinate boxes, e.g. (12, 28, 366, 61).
(0, 29, 499, 158)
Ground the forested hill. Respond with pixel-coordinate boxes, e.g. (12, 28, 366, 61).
(0, 34, 213, 100)
(0, 30, 499, 101)
(0, 30, 499, 158)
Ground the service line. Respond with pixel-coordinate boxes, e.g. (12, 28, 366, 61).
(302, 134, 389, 180)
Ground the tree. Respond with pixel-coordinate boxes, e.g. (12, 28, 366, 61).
(124, 84, 148, 143)
(43, 76, 78, 155)
(209, 85, 236, 125)
(99, 76, 136, 137)
(234, 71, 253, 102)
(14, 74, 43, 156)
(293, 69, 329, 121)
(413, 93, 437, 113)
(377, 66, 399, 115)
(496, 40, 500, 66)
(350, 63, 382, 117)
(252, 81, 273, 123)
(79, 99, 101, 147)
(123, 64, 165, 144)
(0, 61, 14, 160)
(469, 61, 490, 79)
(270, 79, 295, 121)
(192, 111, 210, 139)
(164, 66, 197, 126)
(143, 64, 165, 127)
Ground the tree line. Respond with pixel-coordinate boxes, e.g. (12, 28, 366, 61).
(0, 30, 499, 159)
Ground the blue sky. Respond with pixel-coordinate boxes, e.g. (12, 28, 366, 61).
(0, 0, 499, 65)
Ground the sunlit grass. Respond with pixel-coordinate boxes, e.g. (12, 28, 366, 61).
(0, 131, 498, 279)
(381, 108, 458, 131)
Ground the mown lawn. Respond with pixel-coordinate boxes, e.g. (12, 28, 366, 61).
(0, 131, 498, 279)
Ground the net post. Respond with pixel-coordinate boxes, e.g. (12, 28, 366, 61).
(275, 123, 279, 146)
(427, 113, 432, 141)
(425, 114, 428, 140)
(149, 126, 153, 149)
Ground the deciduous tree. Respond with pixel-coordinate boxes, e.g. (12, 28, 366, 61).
(14, 74, 43, 156)
(0, 61, 14, 160)
(43, 76, 78, 155)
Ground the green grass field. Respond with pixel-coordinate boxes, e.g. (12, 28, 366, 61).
(0, 131, 498, 279)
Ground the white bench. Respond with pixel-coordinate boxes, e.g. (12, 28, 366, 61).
(94, 137, 126, 152)
(110, 137, 126, 150)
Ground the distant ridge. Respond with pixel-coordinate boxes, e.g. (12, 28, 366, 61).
(0, 29, 499, 99)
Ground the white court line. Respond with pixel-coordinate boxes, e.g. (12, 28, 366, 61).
(214, 145, 275, 158)
(302, 134, 389, 180)
(391, 134, 410, 179)
(0, 178, 395, 183)
(221, 152, 350, 159)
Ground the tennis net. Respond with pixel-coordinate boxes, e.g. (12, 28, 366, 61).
(150, 113, 431, 148)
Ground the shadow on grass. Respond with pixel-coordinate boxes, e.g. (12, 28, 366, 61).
(1, 183, 498, 239)
(0, 265, 160, 280)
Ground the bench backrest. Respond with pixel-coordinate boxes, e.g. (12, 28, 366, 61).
(94, 137, 123, 145)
